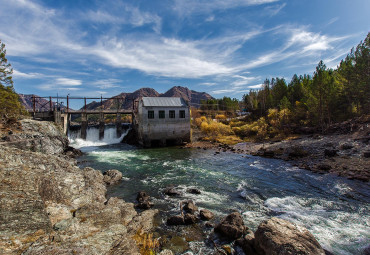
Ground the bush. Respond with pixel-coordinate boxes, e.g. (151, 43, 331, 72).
(0, 85, 25, 123)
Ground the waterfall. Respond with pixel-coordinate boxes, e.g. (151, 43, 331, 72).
(68, 125, 130, 149)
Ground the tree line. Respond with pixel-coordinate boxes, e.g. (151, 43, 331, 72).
(242, 32, 369, 130)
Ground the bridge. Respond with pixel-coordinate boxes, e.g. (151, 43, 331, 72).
(29, 95, 136, 140)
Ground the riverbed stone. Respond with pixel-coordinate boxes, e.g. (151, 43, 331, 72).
(214, 212, 247, 240)
(183, 200, 198, 214)
(103, 169, 123, 185)
(184, 213, 198, 225)
(200, 209, 214, 221)
(254, 217, 325, 255)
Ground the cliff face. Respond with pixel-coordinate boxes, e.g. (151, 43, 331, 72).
(0, 120, 158, 254)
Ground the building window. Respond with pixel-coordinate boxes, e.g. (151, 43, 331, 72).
(179, 110, 185, 118)
(148, 110, 154, 119)
(159, 110, 165, 119)
(169, 110, 175, 118)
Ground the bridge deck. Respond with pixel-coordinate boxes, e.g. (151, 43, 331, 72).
(30, 110, 133, 115)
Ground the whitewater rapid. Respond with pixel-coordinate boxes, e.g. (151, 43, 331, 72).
(68, 126, 129, 150)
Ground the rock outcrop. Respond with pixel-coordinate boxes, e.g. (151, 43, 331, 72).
(254, 217, 325, 255)
(0, 120, 158, 254)
(1, 119, 68, 154)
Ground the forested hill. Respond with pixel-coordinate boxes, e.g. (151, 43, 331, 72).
(240, 32, 369, 130)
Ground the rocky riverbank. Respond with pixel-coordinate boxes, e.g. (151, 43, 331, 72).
(0, 119, 159, 254)
(186, 116, 370, 182)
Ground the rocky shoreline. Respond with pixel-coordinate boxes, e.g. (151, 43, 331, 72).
(186, 117, 370, 182)
(0, 119, 160, 254)
(1, 119, 368, 254)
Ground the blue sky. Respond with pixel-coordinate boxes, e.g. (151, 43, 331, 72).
(1, 0, 369, 101)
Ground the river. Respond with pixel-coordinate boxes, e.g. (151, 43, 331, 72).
(69, 127, 370, 255)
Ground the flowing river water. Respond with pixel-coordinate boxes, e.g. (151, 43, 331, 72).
(69, 127, 370, 255)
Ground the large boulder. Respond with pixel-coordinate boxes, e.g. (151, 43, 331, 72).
(254, 217, 325, 255)
(214, 212, 247, 240)
(103, 169, 122, 185)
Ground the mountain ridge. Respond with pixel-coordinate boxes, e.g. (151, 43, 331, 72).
(19, 86, 214, 111)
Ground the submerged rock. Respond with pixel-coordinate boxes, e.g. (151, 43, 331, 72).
(254, 217, 325, 255)
(103, 169, 122, 185)
(187, 188, 201, 194)
(214, 212, 247, 240)
(167, 215, 185, 225)
(164, 186, 181, 196)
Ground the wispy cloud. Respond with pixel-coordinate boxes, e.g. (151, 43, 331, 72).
(173, 0, 279, 16)
(55, 78, 82, 86)
(91, 79, 122, 89)
(264, 2, 286, 16)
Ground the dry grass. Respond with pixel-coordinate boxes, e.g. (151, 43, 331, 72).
(133, 230, 160, 255)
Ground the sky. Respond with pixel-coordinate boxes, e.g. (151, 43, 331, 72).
(1, 0, 369, 102)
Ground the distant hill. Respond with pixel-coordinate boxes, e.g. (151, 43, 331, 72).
(18, 86, 213, 111)
(18, 94, 60, 111)
(161, 86, 213, 107)
(84, 86, 213, 111)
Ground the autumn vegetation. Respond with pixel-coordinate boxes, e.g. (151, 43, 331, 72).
(194, 33, 369, 143)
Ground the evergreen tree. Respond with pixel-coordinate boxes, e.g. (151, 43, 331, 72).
(0, 40, 24, 123)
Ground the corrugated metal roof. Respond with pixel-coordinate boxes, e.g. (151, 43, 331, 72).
(142, 97, 188, 107)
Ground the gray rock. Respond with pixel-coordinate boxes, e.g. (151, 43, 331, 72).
(254, 217, 325, 255)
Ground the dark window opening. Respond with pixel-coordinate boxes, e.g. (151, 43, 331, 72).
(169, 110, 175, 118)
(159, 110, 165, 119)
(148, 110, 154, 119)
(179, 110, 185, 118)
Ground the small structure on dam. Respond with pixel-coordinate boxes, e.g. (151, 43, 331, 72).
(134, 97, 191, 147)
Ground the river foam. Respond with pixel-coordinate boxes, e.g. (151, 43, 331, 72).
(265, 196, 370, 254)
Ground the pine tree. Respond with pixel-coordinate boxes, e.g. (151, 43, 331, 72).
(0, 40, 24, 123)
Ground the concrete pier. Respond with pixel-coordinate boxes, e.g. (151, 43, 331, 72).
(116, 113, 122, 137)
(99, 113, 105, 140)
(81, 113, 88, 140)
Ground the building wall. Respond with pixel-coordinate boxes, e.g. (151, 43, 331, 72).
(136, 102, 191, 147)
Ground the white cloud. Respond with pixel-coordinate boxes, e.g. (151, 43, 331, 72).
(200, 82, 217, 86)
(55, 78, 82, 86)
(13, 70, 40, 79)
(91, 79, 121, 89)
